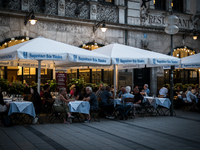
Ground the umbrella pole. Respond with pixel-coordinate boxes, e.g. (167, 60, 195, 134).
(114, 64, 118, 98)
(37, 60, 41, 93)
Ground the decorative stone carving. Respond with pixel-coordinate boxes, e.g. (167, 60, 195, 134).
(96, 3, 118, 23)
(21, 0, 29, 11)
(140, 7, 149, 25)
(29, 0, 58, 15)
(0, 0, 21, 10)
(65, 0, 89, 19)
(58, 0, 65, 16)
(141, 39, 148, 49)
(90, 1, 97, 20)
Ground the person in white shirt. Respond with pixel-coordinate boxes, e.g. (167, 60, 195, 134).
(159, 85, 168, 97)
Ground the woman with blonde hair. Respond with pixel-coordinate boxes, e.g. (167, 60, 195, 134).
(54, 88, 75, 124)
(69, 85, 75, 97)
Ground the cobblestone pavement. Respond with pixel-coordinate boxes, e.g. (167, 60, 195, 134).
(0, 110, 200, 150)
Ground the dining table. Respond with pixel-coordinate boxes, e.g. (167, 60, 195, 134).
(4, 97, 36, 124)
(68, 100, 90, 122)
(143, 96, 171, 115)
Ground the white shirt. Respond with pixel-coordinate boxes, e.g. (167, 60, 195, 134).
(186, 91, 196, 102)
(159, 87, 168, 97)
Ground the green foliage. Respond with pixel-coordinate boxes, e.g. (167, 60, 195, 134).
(0, 78, 9, 91)
(47, 79, 58, 91)
(8, 81, 25, 95)
(67, 78, 107, 92)
(165, 83, 199, 92)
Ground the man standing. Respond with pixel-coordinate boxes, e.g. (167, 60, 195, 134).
(133, 88, 143, 118)
(100, 86, 114, 119)
(140, 84, 150, 96)
(83, 86, 98, 123)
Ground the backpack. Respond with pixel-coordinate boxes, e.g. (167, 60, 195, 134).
(1, 116, 12, 127)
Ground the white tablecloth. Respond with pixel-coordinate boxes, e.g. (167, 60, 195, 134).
(143, 97, 171, 109)
(68, 101, 90, 114)
(113, 99, 122, 107)
(8, 101, 36, 117)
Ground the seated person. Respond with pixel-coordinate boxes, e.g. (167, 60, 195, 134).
(140, 84, 150, 96)
(43, 84, 55, 110)
(83, 86, 98, 123)
(118, 86, 126, 98)
(0, 87, 9, 113)
(176, 86, 183, 97)
(175, 86, 183, 109)
(96, 85, 105, 98)
(159, 85, 168, 98)
(133, 88, 143, 117)
(40, 86, 44, 98)
(100, 86, 115, 119)
(54, 88, 74, 124)
(73, 87, 84, 100)
(116, 86, 134, 119)
(69, 85, 75, 97)
(30, 87, 42, 115)
(185, 87, 197, 103)
(121, 86, 134, 104)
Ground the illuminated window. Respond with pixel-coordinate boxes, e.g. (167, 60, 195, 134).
(98, 0, 113, 3)
(173, 47, 195, 58)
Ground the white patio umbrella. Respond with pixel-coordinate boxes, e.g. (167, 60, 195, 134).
(0, 37, 110, 92)
(181, 53, 200, 68)
(92, 43, 181, 96)
(163, 53, 200, 69)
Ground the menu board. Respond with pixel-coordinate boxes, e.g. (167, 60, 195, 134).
(56, 73, 67, 89)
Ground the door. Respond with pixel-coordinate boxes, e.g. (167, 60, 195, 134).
(134, 68, 150, 91)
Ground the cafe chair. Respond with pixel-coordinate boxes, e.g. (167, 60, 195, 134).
(49, 105, 63, 123)
(90, 108, 100, 122)
(116, 98, 134, 120)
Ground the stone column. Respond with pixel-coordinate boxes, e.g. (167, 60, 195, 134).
(21, 0, 29, 11)
(118, 6, 126, 24)
(114, 0, 119, 6)
(149, 0, 155, 9)
(58, 0, 65, 16)
(166, 0, 172, 12)
(150, 67, 158, 95)
(183, 0, 190, 14)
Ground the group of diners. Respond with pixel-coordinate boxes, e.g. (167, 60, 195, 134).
(1, 82, 199, 125)
(96, 84, 150, 120)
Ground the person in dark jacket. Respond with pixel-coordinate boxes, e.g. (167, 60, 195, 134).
(30, 87, 42, 115)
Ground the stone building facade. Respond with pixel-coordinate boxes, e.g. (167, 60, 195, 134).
(0, 0, 200, 94)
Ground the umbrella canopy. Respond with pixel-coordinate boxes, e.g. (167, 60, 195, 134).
(181, 53, 200, 68)
(0, 37, 111, 92)
(92, 43, 180, 97)
(93, 43, 180, 66)
(0, 37, 110, 66)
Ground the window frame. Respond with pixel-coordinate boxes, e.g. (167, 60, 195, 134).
(154, 0, 166, 11)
